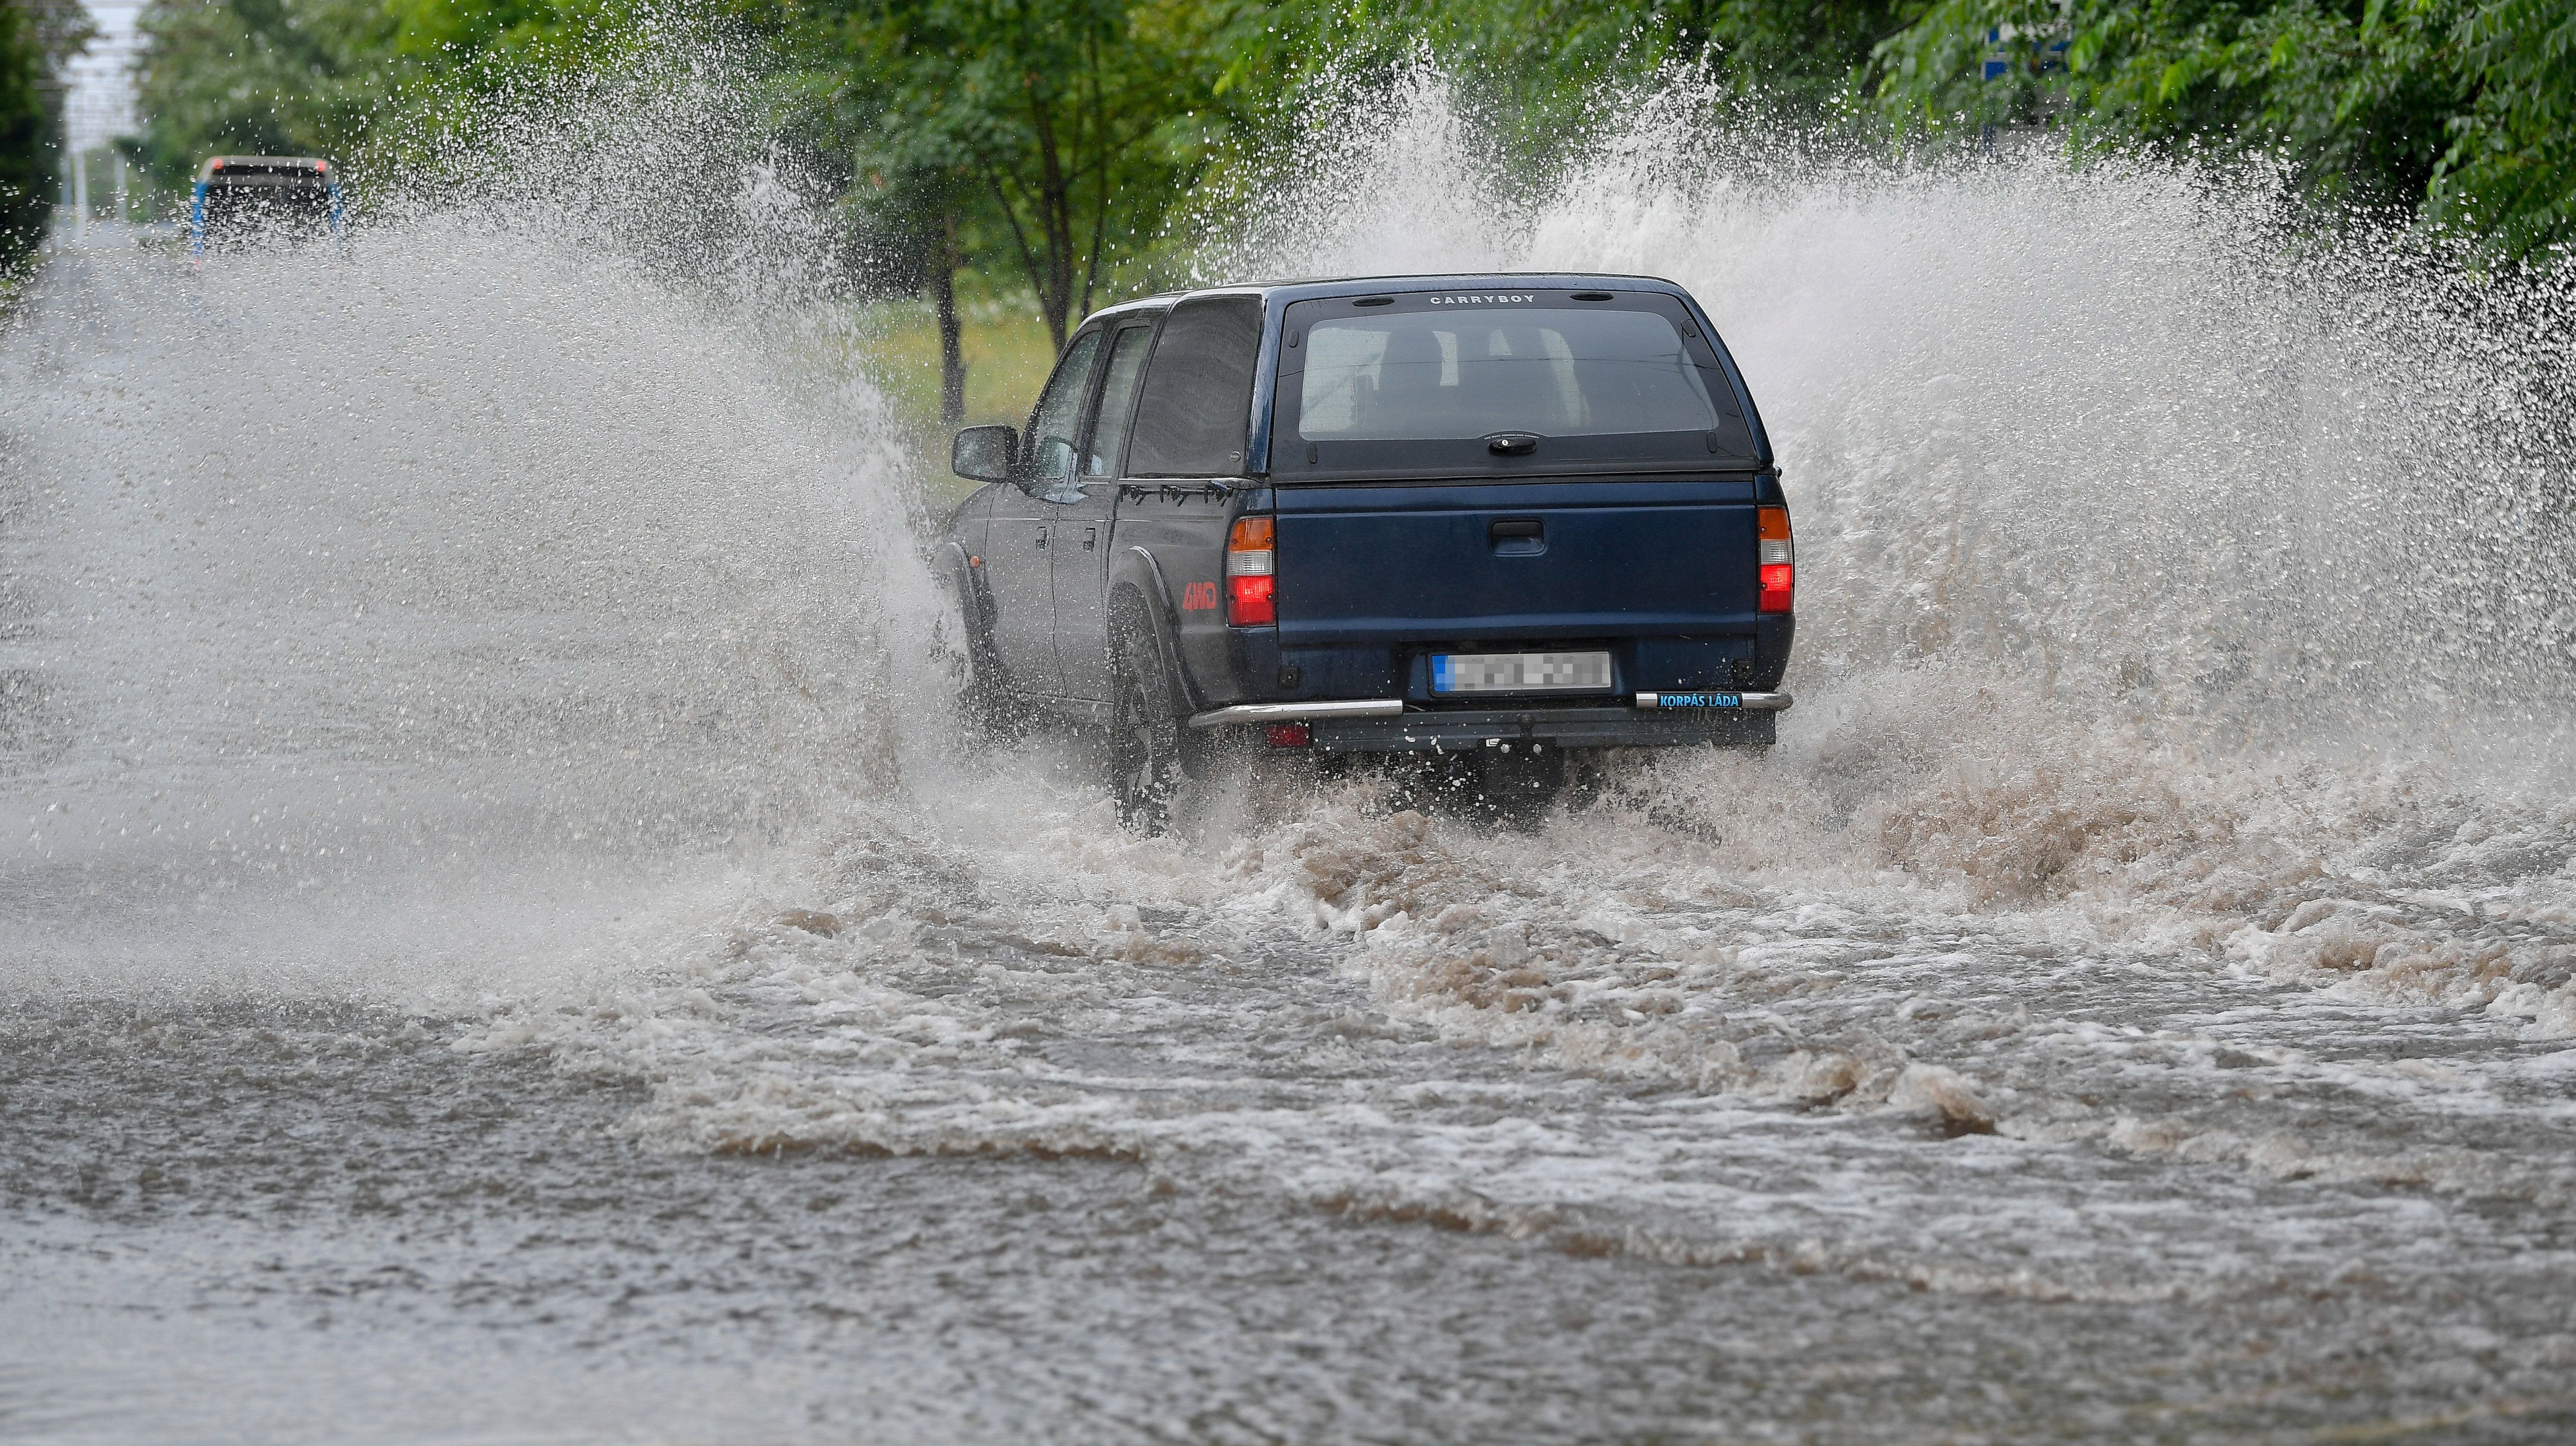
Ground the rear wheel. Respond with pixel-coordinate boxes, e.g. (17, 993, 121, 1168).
(1107, 617, 1185, 834)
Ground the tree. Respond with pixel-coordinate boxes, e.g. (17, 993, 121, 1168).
(127, 0, 643, 191)
(795, 0, 1240, 349)
(1873, 0, 2576, 261)
(0, 2, 51, 272)
(112, 0, 2576, 296)
(131, 0, 406, 187)
(2, 0, 94, 278)
(838, 160, 976, 421)
(2431, 0, 2576, 260)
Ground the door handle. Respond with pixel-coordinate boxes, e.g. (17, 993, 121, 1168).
(1035, 526, 1048, 549)
(1083, 527, 1099, 551)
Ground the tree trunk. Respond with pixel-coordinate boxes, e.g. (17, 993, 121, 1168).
(935, 209, 965, 427)
(1029, 84, 1073, 348)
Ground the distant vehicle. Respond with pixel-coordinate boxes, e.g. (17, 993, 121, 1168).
(937, 273, 1793, 829)
(191, 156, 341, 254)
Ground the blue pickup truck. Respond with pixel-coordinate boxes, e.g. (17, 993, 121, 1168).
(937, 274, 1793, 828)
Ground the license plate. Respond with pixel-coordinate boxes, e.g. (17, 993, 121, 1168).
(1430, 651, 1613, 695)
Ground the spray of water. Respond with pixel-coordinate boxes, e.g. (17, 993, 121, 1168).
(9, 55, 2576, 1351)
(1160, 69, 2576, 1034)
(2, 60, 949, 1000)
(400, 68, 2576, 1259)
(1211, 69, 2576, 734)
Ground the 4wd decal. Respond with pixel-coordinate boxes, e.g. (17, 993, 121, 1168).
(1180, 580, 1222, 611)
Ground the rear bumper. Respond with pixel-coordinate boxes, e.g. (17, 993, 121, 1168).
(1186, 693, 1789, 753)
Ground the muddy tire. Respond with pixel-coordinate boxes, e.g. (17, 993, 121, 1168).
(1107, 611, 1185, 834)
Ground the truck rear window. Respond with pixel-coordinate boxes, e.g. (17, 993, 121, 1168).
(1298, 309, 1717, 440)
(1272, 291, 1762, 478)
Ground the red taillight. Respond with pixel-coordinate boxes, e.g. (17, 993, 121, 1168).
(1265, 722, 1309, 748)
(1756, 506, 1793, 613)
(1227, 516, 1275, 626)
(1230, 575, 1275, 625)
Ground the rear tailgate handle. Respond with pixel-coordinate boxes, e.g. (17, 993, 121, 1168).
(1489, 518, 1544, 555)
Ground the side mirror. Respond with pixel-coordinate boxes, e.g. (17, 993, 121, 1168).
(951, 425, 1018, 484)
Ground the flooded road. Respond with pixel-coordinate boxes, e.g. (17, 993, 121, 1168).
(7, 89, 2576, 1442)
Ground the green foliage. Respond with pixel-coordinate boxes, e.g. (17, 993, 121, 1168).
(1, 2, 50, 272)
(1695, 0, 1924, 99)
(778, 0, 1246, 343)
(382, 0, 644, 72)
(127, 0, 646, 191)
(2432, 0, 2576, 258)
(1873, 0, 2576, 259)
(128, 0, 402, 186)
(4, 0, 94, 277)
(1211, 0, 1909, 164)
(117, 0, 2576, 300)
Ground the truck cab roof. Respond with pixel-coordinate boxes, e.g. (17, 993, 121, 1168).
(1062, 273, 1767, 480)
(1089, 272, 1699, 313)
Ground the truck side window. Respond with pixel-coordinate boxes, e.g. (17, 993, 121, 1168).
(1027, 330, 1104, 484)
(1128, 296, 1262, 477)
(1084, 326, 1155, 477)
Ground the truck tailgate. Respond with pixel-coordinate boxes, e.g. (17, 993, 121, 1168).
(1271, 479, 1761, 645)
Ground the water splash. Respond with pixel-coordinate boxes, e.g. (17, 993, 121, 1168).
(11, 58, 2576, 1441)
(1206, 69, 2576, 760)
(0, 62, 945, 1000)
